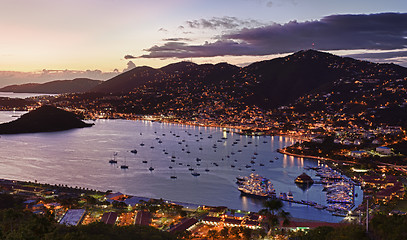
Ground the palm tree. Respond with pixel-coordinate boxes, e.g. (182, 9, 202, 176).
(259, 199, 290, 235)
(207, 229, 218, 240)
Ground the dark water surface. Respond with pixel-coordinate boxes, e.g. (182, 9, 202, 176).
(0, 111, 362, 222)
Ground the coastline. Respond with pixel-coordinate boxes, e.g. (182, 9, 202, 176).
(277, 148, 357, 165)
(1, 177, 344, 224)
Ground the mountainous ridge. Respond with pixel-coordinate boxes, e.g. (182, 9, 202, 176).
(0, 78, 102, 94)
(88, 50, 407, 110)
(2, 49, 406, 128)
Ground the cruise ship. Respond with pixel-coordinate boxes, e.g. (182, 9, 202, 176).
(237, 173, 276, 198)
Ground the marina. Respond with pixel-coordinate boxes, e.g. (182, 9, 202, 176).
(0, 111, 363, 222)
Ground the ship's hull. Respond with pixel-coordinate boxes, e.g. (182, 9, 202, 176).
(239, 189, 275, 199)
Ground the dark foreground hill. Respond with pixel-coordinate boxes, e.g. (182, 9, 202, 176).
(0, 78, 103, 94)
(0, 105, 93, 134)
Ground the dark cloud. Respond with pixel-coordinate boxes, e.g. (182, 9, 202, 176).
(124, 54, 136, 59)
(140, 40, 256, 58)
(345, 50, 407, 60)
(162, 38, 192, 42)
(138, 13, 407, 61)
(345, 50, 407, 67)
(184, 16, 262, 30)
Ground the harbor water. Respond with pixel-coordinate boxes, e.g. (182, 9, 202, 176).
(0, 110, 363, 222)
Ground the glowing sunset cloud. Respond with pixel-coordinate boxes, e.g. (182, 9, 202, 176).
(0, 0, 406, 86)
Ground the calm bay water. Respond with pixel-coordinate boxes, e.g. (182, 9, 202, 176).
(0, 110, 362, 222)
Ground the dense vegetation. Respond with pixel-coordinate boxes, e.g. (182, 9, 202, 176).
(0, 194, 177, 240)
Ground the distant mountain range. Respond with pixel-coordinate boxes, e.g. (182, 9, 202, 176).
(0, 78, 102, 94)
(2, 50, 407, 127)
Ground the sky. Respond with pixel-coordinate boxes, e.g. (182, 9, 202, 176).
(0, 0, 406, 87)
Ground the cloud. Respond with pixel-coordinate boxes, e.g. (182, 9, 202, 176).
(345, 50, 407, 60)
(123, 61, 136, 72)
(139, 13, 407, 61)
(124, 54, 136, 59)
(162, 38, 192, 42)
(184, 16, 262, 30)
(344, 49, 407, 67)
(140, 40, 257, 59)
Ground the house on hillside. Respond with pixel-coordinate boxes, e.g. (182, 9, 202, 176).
(376, 146, 393, 155)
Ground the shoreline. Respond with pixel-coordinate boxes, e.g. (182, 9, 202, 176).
(1, 177, 344, 224)
(277, 148, 357, 165)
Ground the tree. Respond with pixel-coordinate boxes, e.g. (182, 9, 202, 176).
(241, 227, 253, 240)
(230, 227, 241, 239)
(207, 229, 218, 240)
(259, 199, 290, 234)
(220, 227, 229, 239)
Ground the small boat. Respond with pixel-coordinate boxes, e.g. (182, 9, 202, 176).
(170, 175, 177, 179)
(205, 168, 210, 172)
(287, 191, 293, 200)
(169, 166, 173, 169)
(259, 163, 264, 166)
(140, 143, 145, 146)
(231, 165, 235, 168)
(120, 165, 128, 169)
(142, 160, 148, 163)
(131, 149, 137, 154)
(191, 171, 200, 176)
(188, 168, 194, 171)
(109, 159, 117, 164)
(149, 167, 154, 171)
(275, 157, 279, 160)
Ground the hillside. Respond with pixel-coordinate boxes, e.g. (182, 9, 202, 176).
(36, 50, 407, 127)
(0, 105, 93, 134)
(0, 78, 102, 94)
(89, 50, 407, 110)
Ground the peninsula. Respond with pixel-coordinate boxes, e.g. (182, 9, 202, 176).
(0, 105, 93, 134)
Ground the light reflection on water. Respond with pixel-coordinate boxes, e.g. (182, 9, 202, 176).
(0, 111, 362, 222)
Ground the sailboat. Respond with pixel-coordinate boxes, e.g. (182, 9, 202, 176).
(109, 152, 118, 164)
(120, 157, 128, 169)
(148, 160, 154, 171)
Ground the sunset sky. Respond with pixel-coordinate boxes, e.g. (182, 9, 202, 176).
(0, 0, 406, 86)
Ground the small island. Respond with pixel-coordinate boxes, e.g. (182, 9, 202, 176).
(295, 173, 314, 184)
(0, 105, 93, 134)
